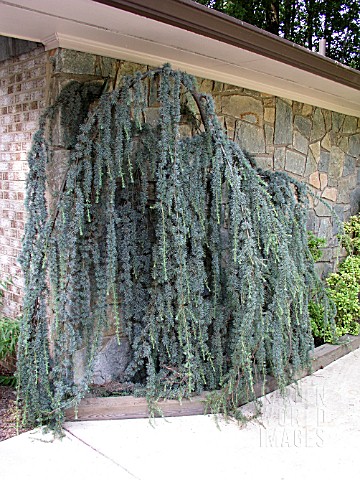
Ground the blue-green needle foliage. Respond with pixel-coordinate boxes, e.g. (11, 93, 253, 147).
(18, 65, 328, 429)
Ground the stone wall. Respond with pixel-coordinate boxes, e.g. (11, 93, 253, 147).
(46, 49, 136, 383)
(196, 79, 360, 276)
(0, 46, 47, 317)
(0, 46, 359, 319)
(46, 51, 360, 384)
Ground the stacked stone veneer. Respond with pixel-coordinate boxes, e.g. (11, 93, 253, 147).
(197, 79, 360, 277)
(0, 47, 359, 320)
(0, 46, 47, 317)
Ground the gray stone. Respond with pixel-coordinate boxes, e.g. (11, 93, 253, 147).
(220, 226, 230, 249)
(285, 150, 306, 176)
(112, 61, 147, 78)
(317, 217, 332, 241)
(100, 57, 120, 78)
(327, 176, 338, 188)
(213, 81, 223, 92)
(222, 95, 263, 123)
(328, 146, 345, 180)
(333, 205, 345, 234)
(274, 98, 292, 145)
(149, 75, 160, 106)
(304, 151, 317, 176)
(53, 49, 120, 76)
(46, 150, 70, 209)
(264, 124, 274, 144)
(309, 142, 321, 162)
(323, 110, 332, 132)
(235, 121, 266, 153)
(334, 205, 345, 221)
(266, 144, 275, 155)
(93, 336, 130, 384)
(310, 108, 326, 142)
(332, 112, 344, 132)
(53, 49, 93, 74)
(343, 155, 356, 177)
(254, 156, 273, 170)
(342, 116, 358, 134)
(222, 181, 229, 205)
(144, 108, 160, 126)
(307, 210, 316, 230)
(243, 88, 260, 97)
(348, 134, 360, 158)
(74, 336, 130, 385)
(315, 262, 333, 279)
(242, 114, 258, 124)
(338, 136, 349, 153)
(337, 175, 356, 201)
(350, 188, 360, 215)
(337, 188, 350, 204)
(293, 131, 309, 154)
(294, 115, 312, 138)
(314, 200, 333, 217)
(274, 147, 285, 170)
(321, 132, 333, 151)
(320, 248, 334, 262)
(225, 116, 236, 140)
(318, 150, 330, 172)
(200, 79, 214, 93)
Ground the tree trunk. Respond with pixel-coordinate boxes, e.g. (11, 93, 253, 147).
(306, 0, 315, 50)
(265, 0, 280, 35)
(323, 0, 332, 57)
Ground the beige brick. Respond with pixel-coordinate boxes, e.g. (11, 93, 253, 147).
(0, 46, 46, 318)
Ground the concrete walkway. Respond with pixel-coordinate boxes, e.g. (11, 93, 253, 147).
(1, 348, 359, 480)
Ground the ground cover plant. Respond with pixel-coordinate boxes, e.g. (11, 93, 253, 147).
(18, 65, 332, 431)
(0, 280, 19, 387)
(310, 215, 360, 343)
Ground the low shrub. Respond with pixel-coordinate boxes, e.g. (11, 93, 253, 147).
(308, 214, 360, 344)
(0, 280, 19, 386)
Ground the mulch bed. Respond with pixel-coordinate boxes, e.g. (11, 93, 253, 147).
(0, 385, 18, 442)
(0, 362, 29, 442)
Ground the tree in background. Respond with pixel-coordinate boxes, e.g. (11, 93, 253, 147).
(196, 0, 360, 70)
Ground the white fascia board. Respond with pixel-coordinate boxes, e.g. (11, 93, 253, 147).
(41, 32, 360, 117)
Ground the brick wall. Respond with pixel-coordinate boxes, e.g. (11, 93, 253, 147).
(0, 46, 46, 317)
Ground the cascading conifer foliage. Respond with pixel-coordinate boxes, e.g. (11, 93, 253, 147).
(18, 65, 326, 428)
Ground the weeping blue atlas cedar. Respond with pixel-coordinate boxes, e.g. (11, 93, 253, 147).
(17, 64, 331, 429)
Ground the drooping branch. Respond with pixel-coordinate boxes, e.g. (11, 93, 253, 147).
(17, 64, 332, 432)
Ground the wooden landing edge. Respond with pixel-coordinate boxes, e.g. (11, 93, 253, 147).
(65, 333, 360, 422)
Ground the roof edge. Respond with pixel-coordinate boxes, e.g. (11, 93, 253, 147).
(93, 0, 360, 90)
